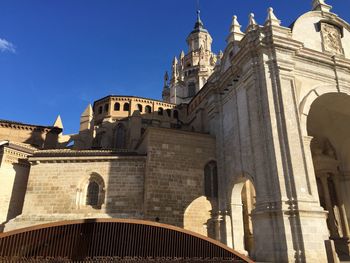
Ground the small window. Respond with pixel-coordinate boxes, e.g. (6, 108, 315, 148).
(104, 104, 109, 112)
(204, 161, 218, 199)
(166, 109, 171, 117)
(114, 102, 120, 111)
(137, 104, 143, 112)
(173, 110, 179, 119)
(145, 105, 152, 113)
(158, 107, 164, 116)
(123, 103, 130, 111)
(98, 106, 103, 114)
(86, 181, 99, 206)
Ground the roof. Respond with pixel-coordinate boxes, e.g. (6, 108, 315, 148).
(0, 119, 59, 131)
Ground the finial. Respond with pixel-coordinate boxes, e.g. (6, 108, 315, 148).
(180, 50, 185, 59)
(191, 0, 207, 33)
(265, 7, 281, 26)
(53, 115, 63, 129)
(231, 15, 243, 34)
(164, 71, 169, 87)
(226, 15, 245, 43)
(246, 13, 258, 32)
(312, 0, 332, 12)
(173, 56, 178, 64)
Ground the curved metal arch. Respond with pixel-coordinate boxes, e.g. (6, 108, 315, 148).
(0, 218, 254, 262)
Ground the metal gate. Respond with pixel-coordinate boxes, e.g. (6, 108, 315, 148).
(0, 218, 253, 262)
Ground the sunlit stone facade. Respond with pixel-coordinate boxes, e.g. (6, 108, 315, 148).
(1, 1, 350, 262)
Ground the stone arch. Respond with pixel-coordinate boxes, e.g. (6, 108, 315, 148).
(183, 160, 218, 240)
(76, 173, 106, 209)
(228, 173, 256, 256)
(299, 85, 350, 136)
(305, 89, 350, 259)
(184, 196, 212, 237)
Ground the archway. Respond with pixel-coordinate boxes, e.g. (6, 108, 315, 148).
(230, 177, 256, 256)
(307, 92, 350, 259)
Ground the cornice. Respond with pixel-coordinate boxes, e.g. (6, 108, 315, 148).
(0, 120, 60, 133)
(29, 149, 147, 164)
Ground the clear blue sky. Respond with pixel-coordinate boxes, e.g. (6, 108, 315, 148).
(1, 0, 349, 134)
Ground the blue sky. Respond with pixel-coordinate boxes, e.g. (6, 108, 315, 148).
(1, 0, 349, 134)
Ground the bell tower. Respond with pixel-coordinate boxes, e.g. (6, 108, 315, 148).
(165, 9, 218, 104)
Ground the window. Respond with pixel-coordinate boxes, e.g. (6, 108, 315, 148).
(104, 104, 109, 112)
(98, 106, 103, 114)
(173, 110, 179, 119)
(188, 82, 196, 97)
(158, 107, 164, 116)
(166, 109, 171, 117)
(86, 181, 99, 206)
(77, 173, 105, 209)
(114, 102, 120, 111)
(204, 161, 218, 199)
(145, 105, 152, 113)
(137, 104, 143, 112)
(115, 123, 126, 149)
(123, 103, 130, 111)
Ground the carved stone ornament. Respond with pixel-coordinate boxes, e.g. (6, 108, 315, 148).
(321, 22, 344, 55)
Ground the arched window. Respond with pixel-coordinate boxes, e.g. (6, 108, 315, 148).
(158, 107, 164, 115)
(123, 103, 130, 112)
(137, 104, 143, 112)
(114, 102, 120, 111)
(104, 104, 109, 112)
(173, 110, 179, 119)
(86, 181, 99, 206)
(77, 173, 105, 209)
(145, 105, 152, 113)
(166, 109, 171, 117)
(98, 106, 103, 114)
(116, 123, 126, 149)
(204, 161, 218, 199)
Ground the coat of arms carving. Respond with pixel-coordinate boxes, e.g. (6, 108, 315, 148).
(321, 23, 344, 55)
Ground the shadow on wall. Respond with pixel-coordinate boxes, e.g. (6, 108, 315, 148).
(0, 160, 30, 232)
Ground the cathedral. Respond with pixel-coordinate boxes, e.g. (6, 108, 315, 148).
(1, 0, 350, 262)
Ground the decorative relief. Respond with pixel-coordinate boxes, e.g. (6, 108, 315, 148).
(321, 23, 343, 55)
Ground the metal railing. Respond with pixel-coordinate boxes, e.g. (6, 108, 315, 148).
(0, 218, 253, 262)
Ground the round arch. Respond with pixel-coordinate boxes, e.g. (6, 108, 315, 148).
(228, 173, 256, 257)
(299, 85, 350, 136)
(303, 87, 350, 260)
(76, 173, 106, 209)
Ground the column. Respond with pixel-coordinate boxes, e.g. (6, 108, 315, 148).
(230, 203, 247, 255)
(319, 173, 339, 238)
(332, 174, 350, 238)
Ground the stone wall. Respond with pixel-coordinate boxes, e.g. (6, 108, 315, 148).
(0, 146, 30, 227)
(0, 121, 60, 149)
(139, 127, 216, 233)
(4, 154, 146, 231)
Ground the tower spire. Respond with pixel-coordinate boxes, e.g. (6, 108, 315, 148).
(192, 0, 207, 33)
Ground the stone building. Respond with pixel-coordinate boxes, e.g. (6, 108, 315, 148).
(1, 0, 350, 262)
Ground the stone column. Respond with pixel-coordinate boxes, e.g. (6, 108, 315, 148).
(332, 174, 350, 238)
(319, 173, 339, 238)
(230, 203, 248, 255)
